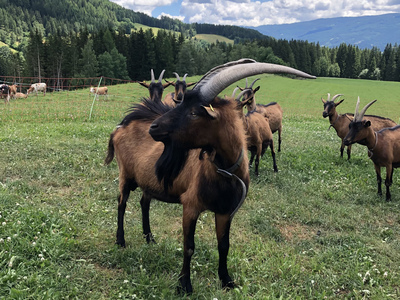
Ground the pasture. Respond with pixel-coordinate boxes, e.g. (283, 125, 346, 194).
(1, 75, 400, 299)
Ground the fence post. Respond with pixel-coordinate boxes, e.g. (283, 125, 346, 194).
(89, 76, 103, 121)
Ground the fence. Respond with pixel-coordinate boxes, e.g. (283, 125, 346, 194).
(0, 76, 149, 123)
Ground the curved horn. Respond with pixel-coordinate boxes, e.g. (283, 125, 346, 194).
(249, 78, 260, 89)
(182, 74, 188, 82)
(235, 89, 248, 101)
(173, 72, 180, 81)
(151, 69, 155, 83)
(193, 59, 316, 103)
(326, 93, 331, 101)
(158, 70, 166, 83)
(232, 86, 240, 98)
(331, 94, 343, 102)
(355, 98, 377, 121)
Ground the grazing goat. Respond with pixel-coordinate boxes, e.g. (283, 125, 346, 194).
(163, 72, 196, 105)
(344, 98, 400, 201)
(322, 93, 397, 160)
(0, 84, 10, 104)
(105, 59, 316, 294)
(234, 89, 278, 175)
(138, 69, 171, 103)
(90, 86, 108, 99)
(239, 78, 284, 151)
(27, 82, 46, 96)
(9, 84, 17, 97)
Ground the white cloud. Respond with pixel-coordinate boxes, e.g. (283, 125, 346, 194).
(111, 0, 400, 26)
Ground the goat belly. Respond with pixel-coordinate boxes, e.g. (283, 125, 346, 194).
(198, 177, 244, 214)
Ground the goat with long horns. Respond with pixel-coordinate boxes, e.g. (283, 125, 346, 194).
(344, 97, 400, 201)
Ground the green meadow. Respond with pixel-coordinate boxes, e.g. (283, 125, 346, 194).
(1, 75, 400, 299)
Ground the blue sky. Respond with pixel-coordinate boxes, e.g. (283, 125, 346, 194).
(109, 0, 400, 27)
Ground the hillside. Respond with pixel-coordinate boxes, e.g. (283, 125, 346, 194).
(0, 0, 263, 51)
(250, 13, 400, 50)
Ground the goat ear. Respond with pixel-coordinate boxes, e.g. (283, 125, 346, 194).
(163, 81, 173, 88)
(321, 97, 326, 104)
(164, 79, 175, 86)
(201, 105, 219, 119)
(186, 82, 197, 87)
(363, 120, 371, 128)
(138, 81, 150, 88)
(335, 99, 344, 107)
(254, 86, 260, 93)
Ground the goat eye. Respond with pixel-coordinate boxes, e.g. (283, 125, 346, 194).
(190, 111, 197, 118)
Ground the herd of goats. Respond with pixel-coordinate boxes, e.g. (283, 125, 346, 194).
(102, 59, 400, 294)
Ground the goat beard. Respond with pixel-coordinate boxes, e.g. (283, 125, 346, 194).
(156, 140, 189, 192)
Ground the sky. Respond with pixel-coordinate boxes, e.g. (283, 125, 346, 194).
(109, 0, 400, 27)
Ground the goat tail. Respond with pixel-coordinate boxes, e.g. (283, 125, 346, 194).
(105, 132, 115, 165)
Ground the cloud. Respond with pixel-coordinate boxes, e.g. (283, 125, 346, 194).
(111, 0, 400, 26)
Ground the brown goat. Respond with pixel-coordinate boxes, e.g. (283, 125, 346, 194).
(105, 59, 316, 294)
(138, 69, 171, 103)
(235, 89, 278, 175)
(163, 72, 196, 106)
(322, 93, 397, 160)
(239, 78, 284, 151)
(344, 98, 400, 201)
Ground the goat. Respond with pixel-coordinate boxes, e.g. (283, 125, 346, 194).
(163, 72, 196, 106)
(238, 78, 284, 151)
(9, 84, 17, 97)
(27, 82, 46, 96)
(234, 88, 278, 175)
(105, 59, 316, 294)
(343, 97, 400, 201)
(138, 69, 171, 103)
(322, 93, 397, 160)
(0, 84, 10, 104)
(90, 86, 108, 99)
(13, 92, 28, 99)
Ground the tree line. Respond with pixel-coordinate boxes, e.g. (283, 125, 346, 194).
(1, 26, 400, 84)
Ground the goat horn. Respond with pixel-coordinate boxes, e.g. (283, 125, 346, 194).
(151, 69, 155, 83)
(326, 93, 331, 101)
(158, 70, 166, 83)
(173, 72, 180, 81)
(355, 98, 377, 121)
(331, 94, 343, 102)
(235, 89, 248, 101)
(183, 74, 188, 82)
(193, 59, 316, 102)
(249, 78, 260, 89)
(245, 78, 249, 88)
(232, 87, 240, 98)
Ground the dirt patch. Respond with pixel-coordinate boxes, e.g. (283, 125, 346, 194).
(279, 222, 313, 241)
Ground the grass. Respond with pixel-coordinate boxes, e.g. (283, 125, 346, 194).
(1, 75, 400, 299)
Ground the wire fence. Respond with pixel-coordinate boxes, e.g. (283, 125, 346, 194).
(0, 76, 148, 123)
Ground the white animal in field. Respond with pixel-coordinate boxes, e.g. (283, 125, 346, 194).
(90, 86, 108, 99)
(27, 82, 47, 96)
(14, 92, 28, 99)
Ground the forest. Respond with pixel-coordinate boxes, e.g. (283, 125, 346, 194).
(0, 0, 400, 82)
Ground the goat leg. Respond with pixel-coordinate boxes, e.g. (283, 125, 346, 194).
(215, 213, 235, 290)
(385, 166, 393, 201)
(346, 144, 352, 160)
(140, 193, 156, 243)
(116, 193, 128, 247)
(375, 165, 382, 197)
(270, 140, 278, 172)
(177, 208, 198, 295)
(340, 141, 345, 158)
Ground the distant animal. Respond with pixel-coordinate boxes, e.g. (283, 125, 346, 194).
(322, 93, 397, 160)
(90, 86, 108, 99)
(163, 72, 196, 106)
(27, 83, 47, 96)
(9, 84, 17, 97)
(238, 78, 284, 151)
(0, 84, 10, 104)
(13, 92, 28, 99)
(344, 98, 400, 201)
(138, 69, 171, 103)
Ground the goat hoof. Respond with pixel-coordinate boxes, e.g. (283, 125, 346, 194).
(177, 278, 192, 295)
(222, 278, 236, 290)
(115, 240, 126, 247)
(144, 233, 156, 244)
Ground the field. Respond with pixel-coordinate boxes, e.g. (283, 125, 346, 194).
(1, 75, 400, 299)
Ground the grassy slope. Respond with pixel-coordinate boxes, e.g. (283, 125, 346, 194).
(0, 76, 400, 299)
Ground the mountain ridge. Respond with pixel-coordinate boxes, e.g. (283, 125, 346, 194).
(249, 13, 400, 50)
